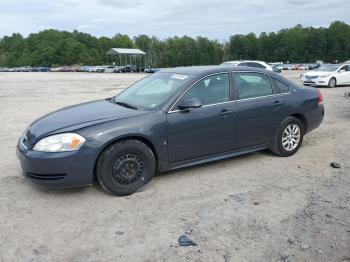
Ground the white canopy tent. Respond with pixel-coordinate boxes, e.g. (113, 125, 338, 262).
(106, 48, 146, 55)
(106, 48, 147, 70)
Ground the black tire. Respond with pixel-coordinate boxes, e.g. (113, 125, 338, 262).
(270, 116, 304, 157)
(328, 77, 336, 88)
(96, 140, 155, 196)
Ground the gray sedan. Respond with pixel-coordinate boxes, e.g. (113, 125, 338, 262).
(17, 66, 324, 195)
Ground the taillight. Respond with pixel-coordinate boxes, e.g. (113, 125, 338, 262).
(317, 89, 324, 105)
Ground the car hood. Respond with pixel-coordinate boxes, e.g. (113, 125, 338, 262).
(304, 71, 332, 77)
(25, 99, 148, 144)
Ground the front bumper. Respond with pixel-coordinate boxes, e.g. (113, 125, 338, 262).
(301, 77, 330, 86)
(16, 144, 96, 188)
(302, 80, 329, 86)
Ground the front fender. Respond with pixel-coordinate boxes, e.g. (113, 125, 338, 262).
(77, 110, 169, 172)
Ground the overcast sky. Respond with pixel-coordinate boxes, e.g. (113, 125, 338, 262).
(0, 0, 349, 40)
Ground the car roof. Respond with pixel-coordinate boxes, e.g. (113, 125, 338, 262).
(223, 60, 267, 64)
(160, 65, 269, 76)
(318, 64, 344, 68)
(159, 65, 296, 88)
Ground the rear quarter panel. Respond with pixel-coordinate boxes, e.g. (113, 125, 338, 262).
(287, 85, 324, 133)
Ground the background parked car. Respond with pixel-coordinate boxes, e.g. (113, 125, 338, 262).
(86, 66, 97, 72)
(87, 66, 101, 72)
(17, 66, 32, 72)
(300, 64, 350, 87)
(308, 63, 321, 70)
(68, 66, 80, 72)
(78, 66, 90, 72)
(96, 66, 106, 73)
(116, 64, 140, 73)
(145, 68, 160, 73)
(59, 66, 71, 72)
(104, 66, 120, 73)
(295, 64, 308, 70)
(220, 60, 280, 72)
(31, 67, 50, 72)
(278, 64, 297, 70)
(87, 66, 106, 73)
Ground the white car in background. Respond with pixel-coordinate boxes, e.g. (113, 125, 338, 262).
(278, 64, 297, 70)
(221, 60, 280, 72)
(104, 66, 120, 73)
(300, 64, 350, 88)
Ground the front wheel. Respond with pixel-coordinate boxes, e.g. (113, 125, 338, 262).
(96, 140, 155, 196)
(328, 77, 336, 88)
(270, 117, 304, 157)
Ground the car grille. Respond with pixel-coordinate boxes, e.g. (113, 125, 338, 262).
(26, 172, 67, 180)
(306, 75, 318, 79)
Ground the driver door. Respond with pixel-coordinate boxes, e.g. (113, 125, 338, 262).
(337, 65, 350, 84)
(166, 73, 236, 163)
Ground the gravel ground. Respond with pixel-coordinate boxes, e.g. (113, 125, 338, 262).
(0, 71, 349, 262)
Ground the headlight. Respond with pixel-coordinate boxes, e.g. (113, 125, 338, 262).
(33, 133, 86, 152)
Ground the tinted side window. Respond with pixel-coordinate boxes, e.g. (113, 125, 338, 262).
(339, 65, 347, 71)
(234, 73, 272, 99)
(247, 62, 265, 69)
(238, 62, 247, 67)
(272, 77, 290, 94)
(181, 73, 230, 105)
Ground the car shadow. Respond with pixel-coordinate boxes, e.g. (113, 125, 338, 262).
(26, 179, 92, 195)
(24, 150, 276, 196)
(310, 85, 350, 89)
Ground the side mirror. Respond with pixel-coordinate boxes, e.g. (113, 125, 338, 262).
(339, 69, 346, 73)
(177, 98, 202, 110)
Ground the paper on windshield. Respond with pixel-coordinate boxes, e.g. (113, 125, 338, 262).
(170, 74, 189, 80)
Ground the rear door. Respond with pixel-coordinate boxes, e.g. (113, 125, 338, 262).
(167, 73, 236, 163)
(232, 71, 286, 148)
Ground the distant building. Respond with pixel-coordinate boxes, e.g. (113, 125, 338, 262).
(106, 48, 146, 67)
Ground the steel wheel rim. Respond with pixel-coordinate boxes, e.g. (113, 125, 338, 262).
(112, 153, 144, 185)
(282, 124, 301, 151)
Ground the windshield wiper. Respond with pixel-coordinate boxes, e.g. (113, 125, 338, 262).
(115, 101, 138, 110)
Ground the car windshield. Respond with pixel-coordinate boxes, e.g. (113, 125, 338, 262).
(114, 72, 192, 110)
(221, 62, 239, 66)
(316, 65, 339, 72)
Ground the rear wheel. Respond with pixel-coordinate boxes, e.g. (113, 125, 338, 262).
(96, 140, 155, 196)
(270, 117, 304, 157)
(328, 77, 336, 88)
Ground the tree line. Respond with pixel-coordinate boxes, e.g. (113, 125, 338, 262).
(0, 21, 349, 68)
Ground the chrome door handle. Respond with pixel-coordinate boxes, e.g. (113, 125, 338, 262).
(273, 101, 284, 106)
(219, 109, 233, 116)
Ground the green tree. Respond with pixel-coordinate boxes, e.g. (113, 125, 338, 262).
(0, 21, 349, 67)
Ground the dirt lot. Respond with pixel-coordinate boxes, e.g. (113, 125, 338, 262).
(0, 71, 349, 262)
